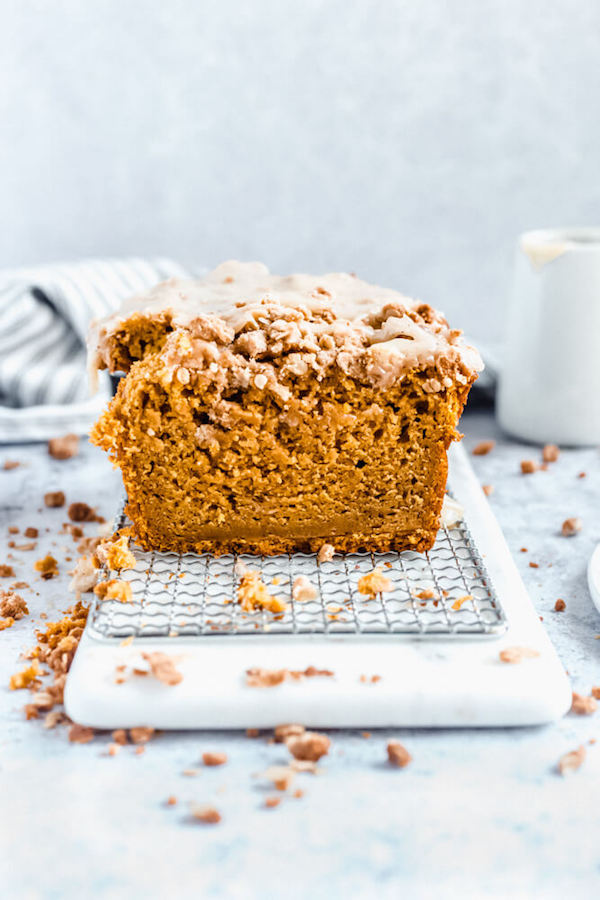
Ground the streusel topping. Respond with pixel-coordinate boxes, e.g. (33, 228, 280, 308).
(90, 261, 482, 390)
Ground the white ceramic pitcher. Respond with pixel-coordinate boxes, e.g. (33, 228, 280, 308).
(497, 227, 600, 446)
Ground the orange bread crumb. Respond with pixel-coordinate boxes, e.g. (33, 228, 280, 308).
(237, 570, 287, 614)
(357, 567, 392, 599)
(141, 651, 183, 686)
(286, 731, 330, 762)
(95, 534, 136, 571)
(34, 554, 59, 580)
(190, 805, 221, 824)
(387, 741, 412, 768)
(10, 659, 41, 690)
(44, 491, 65, 508)
(48, 434, 79, 460)
(0, 590, 28, 620)
(94, 579, 133, 603)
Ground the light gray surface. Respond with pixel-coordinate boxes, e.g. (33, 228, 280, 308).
(2, 0, 600, 341)
(1, 410, 600, 899)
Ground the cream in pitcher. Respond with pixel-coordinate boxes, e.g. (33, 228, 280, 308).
(498, 228, 600, 446)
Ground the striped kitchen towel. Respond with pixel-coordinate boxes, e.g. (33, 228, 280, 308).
(0, 257, 189, 443)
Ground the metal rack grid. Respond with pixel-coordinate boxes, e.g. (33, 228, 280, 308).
(87, 505, 507, 640)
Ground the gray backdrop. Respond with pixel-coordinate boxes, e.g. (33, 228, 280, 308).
(1, 0, 599, 341)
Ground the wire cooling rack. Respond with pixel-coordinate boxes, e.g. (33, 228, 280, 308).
(87, 505, 507, 640)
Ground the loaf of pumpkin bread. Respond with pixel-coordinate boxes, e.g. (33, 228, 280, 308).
(89, 261, 481, 555)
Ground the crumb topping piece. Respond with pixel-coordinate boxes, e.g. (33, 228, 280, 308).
(9, 659, 41, 690)
(472, 440, 495, 456)
(48, 434, 79, 460)
(190, 804, 221, 824)
(554, 598, 566, 612)
(94, 579, 133, 603)
(246, 665, 334, 687)
(0, 564, 16, 578)
(357, 567, 392, 599)
(499, 646, 540, 664)
(571, 692, 598, 715)
(264, 796, 281, 809)
(451, 594, 472, 611)
(141, 651, 183, 686)
(542, 444, 560, 463)
(561, 517, 582, 537)
(413, 588, 437, 601)
(482, 484, 494, 496)
(44, 491, 65, 508)
(34, 554, 59, 580)
(291, 575, 318, 603)
(520, 460, 538, 474)
(0, 590, 28, 620)
(69, 723, 95, 744)
(69, 556, 99, 598)
(286, 731, 330, 762)
(387, 741, 412, 768)
(202, 751, 228, 766)
(68, 502, 101, 523)
(440, 495, 464, 529)
(317, 543, 335, 564)
(237, 570, 287, 613)
(558, 745, 586, 775)
(95, 534, 136, 571)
